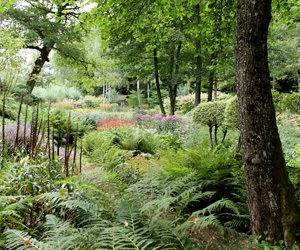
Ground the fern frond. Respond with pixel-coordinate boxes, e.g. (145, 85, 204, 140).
(5, 229, 49, 250)
(197, 198, 240, 216)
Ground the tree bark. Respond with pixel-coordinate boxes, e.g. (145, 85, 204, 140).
(194, 3, 202, 107)
(208, 53, 216, 102)
(235, 0, 300, 246)
(153, 47, 166, 116)
(26, 46, 51, 93)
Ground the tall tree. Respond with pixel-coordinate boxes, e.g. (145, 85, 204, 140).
(235, 0, 300, 246)
(5, 0, 85, 92)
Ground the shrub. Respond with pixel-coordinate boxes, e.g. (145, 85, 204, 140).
(272, 90, 300, 114)
(133, 113, 185, 133)
(0, 121, 34, 154)
(224, 96, 238, 130)
(177, 94, 195, 114)
(33, 85, 82, 102)
(72, 110, 108, 127)
(97, 117, 137, 131)
(49, 108, 93, 143)
(0, 96, 19, 120)
(192, 100, 227, 148)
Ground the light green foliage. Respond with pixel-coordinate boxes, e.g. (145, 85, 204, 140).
(127, 90, 141, 108)
(0, 28, 25, 90)
(33, 85, 82, 102)
(49, 108, 93, 141)
(177, 94, 195, 114)
(82, 130, 130, 170)
(0, 96, 19, 120)
(192, 100, 227, 129)
(272, 90, 300, 113)
(224, 96, 238, 129)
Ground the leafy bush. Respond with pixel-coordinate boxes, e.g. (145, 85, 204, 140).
(272, 90, 300, 114)
(0, 121, 34, 154)
(127, 90, 141, 107)
(72, 110, 108, 127)
(192, 100, 227, 147)
(82, 130, 130, 170)
(133, 113, 185, 133)
(33, 85, 82, 102)
(49, 108, 93, 143)
(177, 94, 195, 114)
(0, 96, 19, 120)
(224, 96, 238, 130)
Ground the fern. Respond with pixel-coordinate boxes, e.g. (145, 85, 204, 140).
(5, 229, 49, 250)
(95, 202, 164, 250)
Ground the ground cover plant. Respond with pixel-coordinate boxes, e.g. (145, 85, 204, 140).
(1, 85, 300, 249)
(1, 0, 300, 246)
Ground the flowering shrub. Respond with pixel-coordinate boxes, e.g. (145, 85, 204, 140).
(97, 117, 137, 130)
(177, 94, 195, 114)
(0, 121, 39, 154)
(53, 102, 73, 110)
(133, 113, 185, 133)
(99, 103, 110, 109)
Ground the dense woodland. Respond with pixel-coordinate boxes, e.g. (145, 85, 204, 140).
(0, 0, 300, 249)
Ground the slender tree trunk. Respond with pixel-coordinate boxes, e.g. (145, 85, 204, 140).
(208, 69, 214, 102)
(207, 53, 216, 102)
(153, 47, 166, 115)
(235, 0, 300, 246)
(137, 79, 142, 109)
(195, 3, 202, 106)
(214, 76, 218, 101)
(168, 40, 182, 115)
(297, 70, 300, 93)
(147, 83, 150, 111)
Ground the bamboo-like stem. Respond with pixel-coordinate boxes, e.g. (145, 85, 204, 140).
(65, 112, 71, 177)
(29, 109, 35, 159)
(33, 103, 39, 156)
(14, 95, 24, 151)
(35, 119, 45, 157)
(57, 129, 60, 158)
(73, 123, 79, 165)
(47, 102, 51, 161)
(1, 89, 6, 166)
(23, 104, 28, 145)
(79, 141, 83, 173)
(52, 125, 55, 161)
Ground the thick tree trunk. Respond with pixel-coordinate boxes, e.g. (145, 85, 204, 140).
(153, 47, 166, 116)
(26, 46, 51, 93)
(235, 0, 300, 246)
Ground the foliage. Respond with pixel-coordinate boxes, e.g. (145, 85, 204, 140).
(177, 94, 195, 114)
(71, 110, 108, 127)
(0, 96, 19, 120)
(134, 113, 185, 133)
(192, 100, 228, 148)
(97, 117, 137, 130)
(33, 85, 82, 103)
(0, 121, 33, 154)
(49, 108, 93, 143)
(272, 90, 300, 114)
(0, 27, 25, 92)
(224, 96, 239, 130)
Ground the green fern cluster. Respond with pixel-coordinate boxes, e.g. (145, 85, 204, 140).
(4, 170, 250, 250)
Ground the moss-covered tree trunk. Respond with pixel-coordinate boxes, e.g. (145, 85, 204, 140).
(235, 0, 300, 246)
